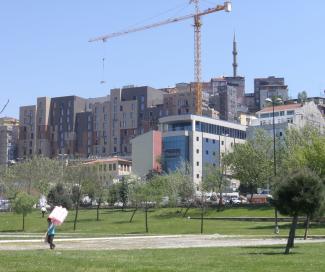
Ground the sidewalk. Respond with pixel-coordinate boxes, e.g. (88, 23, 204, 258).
(1, 234, 325, 251)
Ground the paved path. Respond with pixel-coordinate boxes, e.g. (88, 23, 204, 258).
(1, 235, 325, 251)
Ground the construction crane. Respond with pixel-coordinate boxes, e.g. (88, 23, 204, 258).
(89, 1, 232, 115)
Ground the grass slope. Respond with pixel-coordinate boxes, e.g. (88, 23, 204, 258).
(0, 207, 324, 237)
(0, 243, 325, 272)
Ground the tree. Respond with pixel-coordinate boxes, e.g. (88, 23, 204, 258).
(223, 130, 273, 200)
(297, 91, 308, 103)
(47, 183, 72, 209)
(280, 126, 325, 177)
(127, 175, 143, 223)
(64, 164, 95, 231)
(168, 162, 195, 217)
(12, 192, 35, 231)
(128, 175, 165, 232)
(9, 157, 62, 196)
(273, 169, 325, 254)
(202, 164, 230, 210)
(118, 177, 129, 210)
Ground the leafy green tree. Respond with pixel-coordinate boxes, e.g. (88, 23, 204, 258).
(167, 162, 195, 217)
(202, 164, 229, 209)
(127, 175, 143, 223)
(47, 183, 72, 209)
(273, 169, 325, 254)
(107, 183, 119, 206)
(223, 130, 273, 200)
(7, 157, 62, 203)
(118, 177, 129, 210)
(297, 90, 308, 103)
(64, 164, 95, 230)
(128, 175, 165, 232)
(12, 192, 35, 231)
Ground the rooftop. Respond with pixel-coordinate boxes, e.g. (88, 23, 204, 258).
(257, 103, 302, 113)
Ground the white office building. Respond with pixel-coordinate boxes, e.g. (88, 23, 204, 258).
(159, 115, 247, 186)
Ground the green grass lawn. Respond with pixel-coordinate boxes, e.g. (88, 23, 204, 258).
(0, 243, 325, 272)
(0, 207, 324, 237)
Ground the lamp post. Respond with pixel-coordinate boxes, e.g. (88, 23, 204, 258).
(265, 97, 282, 234)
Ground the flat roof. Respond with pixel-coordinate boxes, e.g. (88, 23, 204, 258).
(257, 103, 302, 113)
(82, 158, 131, 165)
(159, 114, 247, 130)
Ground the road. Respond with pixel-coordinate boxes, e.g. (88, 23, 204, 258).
(0, 234, 325, 251)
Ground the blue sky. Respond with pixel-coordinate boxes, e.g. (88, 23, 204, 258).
(1, 0, 324, 118)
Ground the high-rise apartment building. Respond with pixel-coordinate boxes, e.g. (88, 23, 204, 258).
(0, 117, 19, 165)
(36, 97, 51, 157)
(18, 105, 37, 159)
(49, 96, 87, 157)
(254, 76, 288, 110)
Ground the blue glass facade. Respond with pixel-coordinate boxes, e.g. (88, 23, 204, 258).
(162, 136, 189, 172)
(202, 138, 220, 167)
(168, 122, 192, 132)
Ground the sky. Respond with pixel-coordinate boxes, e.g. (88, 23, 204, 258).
(1, 0, 325, 118)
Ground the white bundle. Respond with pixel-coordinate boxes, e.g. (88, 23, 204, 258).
(48, 206, 68, 225)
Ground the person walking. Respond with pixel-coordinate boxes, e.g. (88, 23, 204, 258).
(47, 217, 56, 249)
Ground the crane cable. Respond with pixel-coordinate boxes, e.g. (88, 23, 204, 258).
(0, 99, 9, 115)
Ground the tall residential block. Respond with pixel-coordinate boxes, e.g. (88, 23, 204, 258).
(254, 76, 288, 110)
(36, 97, 51, 157)
(49, 96, 86, 156)
(0, 117, 19, 165)
(18, 105, 37, 159)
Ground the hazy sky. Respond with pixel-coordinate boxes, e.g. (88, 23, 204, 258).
(1, 0, 325, 118)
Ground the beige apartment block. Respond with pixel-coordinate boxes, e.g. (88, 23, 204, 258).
(82, 157, 132, 183)
(36, 97, 51, 157)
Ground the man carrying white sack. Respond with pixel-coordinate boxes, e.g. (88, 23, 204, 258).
(45, 206, 68, 250)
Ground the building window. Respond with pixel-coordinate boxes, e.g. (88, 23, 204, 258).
(196, 161, 199, 166)
(212, 139, 215, 144)
(213, 152, 216, 156)
(205, 138, 208, 143)
(196, 149, 199, 154)
(113, 164, 116, 171)
(109, 164, 112, 171)
(196, 174, 199, 179)
(221, 141, 224, 145)
(196, 137, 199, 141)
(206, 150, 209, 155)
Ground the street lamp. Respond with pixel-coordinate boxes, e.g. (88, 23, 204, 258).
(265, 97, 282, 234)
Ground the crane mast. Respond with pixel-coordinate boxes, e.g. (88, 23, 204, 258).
(192, 0, 202, 115)
(89, 1, 231, 115)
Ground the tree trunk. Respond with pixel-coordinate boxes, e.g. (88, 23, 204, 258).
(129, 207, 137, 223)
(73, 189, 81, 231)
(304, 215, 310, 240)
(22, 214, 25, 231)
(73, 202, 79, 231)
(200, 201, 204, 234)
(182, 202, 191, 217)
(145, 203, 148, 233)
(96, 200, 101, 221)
(274, 208, 279, 234)
(285, 215, 298, 254)
(217, 192, 223, 212)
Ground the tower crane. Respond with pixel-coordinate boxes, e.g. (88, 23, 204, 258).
(89, 1, 231, 115)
